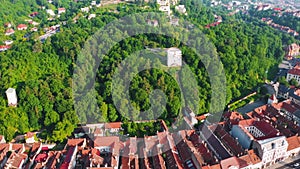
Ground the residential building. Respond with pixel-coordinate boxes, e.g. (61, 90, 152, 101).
(286, 43, 300, 57)
(91, 1, 97, 6)
(58, 8, 66, 14)
(286, 135, 300, 157)
(5, 28, 15, 36)
(4, 40, 13, 45)
(17, 24, 28, 31)
(60, 145, 78, 169)
(81, 7, 90, 13)
(146, 19, 159, 27)
(46, 9, 55, 16)
(287, 63, 300, 84)
(105, 122, 122, 133)
(88, 14, 96, 20)
(253, 136, 288, 167)
(175, 5, 187, 15)
(157, 0, 171, 16)
(31, 27, 38, 32)
(4, 152, 28, 169)
(231, 119, 280, 149)
(170, 17, 179, 26)
(0, 144, 9, 168)
(29, 12, 39, 18)
(0, 45, 11, 52)
(93, 136, 120, 169)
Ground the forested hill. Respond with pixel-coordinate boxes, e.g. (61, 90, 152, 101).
(0, 0, 40, 25)
(0, 0, 293, 142)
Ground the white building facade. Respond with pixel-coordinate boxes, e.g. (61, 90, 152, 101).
(253, 136, 288, 167)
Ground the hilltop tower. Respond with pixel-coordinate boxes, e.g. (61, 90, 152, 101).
(167, 47, 182, 67)
(6, 88, 17, 107)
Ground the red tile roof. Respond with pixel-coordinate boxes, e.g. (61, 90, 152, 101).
(287, 135, 300, 151)
(94, 127, 102, 135)
(247, 149, 261, 165)
(58, 8, 65, 11)
(273, 8, 282, 11)
(29, 12, 39, 17)
(35, 153, 48, 163)
(17, 24, 27, 29)
(60, 146, 76, 169)
(6, 28, 14, 33)
(223, 111, 244, 125)
(105, 122, 122, 129)
(238, 150, 261, 167)
(67, 138, 85, 147)
(272, 100, 297, 113)
(288, 68, 300, 76)
(211, 124, 245, 157)
(238, 118, 279, 140)
(220, 156, 240, 169)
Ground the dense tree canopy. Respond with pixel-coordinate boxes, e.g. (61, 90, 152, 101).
(0, 0, 294, 141)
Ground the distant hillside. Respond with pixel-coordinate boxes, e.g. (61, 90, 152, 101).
(0, 0, 41, 26)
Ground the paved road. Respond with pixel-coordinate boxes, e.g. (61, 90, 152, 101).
(237, 100, 266, 114)
(271, 156, 300, 169)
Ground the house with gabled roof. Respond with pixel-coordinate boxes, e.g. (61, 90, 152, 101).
(4, 151, 28, 169)
(93, 136, 120, 169)
(17, 24, 28, 30)
(58, 8, 66, 14)
(5, 29, 14, 36)
(287, 62, 300, 84)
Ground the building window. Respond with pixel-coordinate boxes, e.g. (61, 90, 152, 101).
(272, 143, 276, 149)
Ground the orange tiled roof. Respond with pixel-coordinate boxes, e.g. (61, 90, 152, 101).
(67, 138, 85, 147)
(287, 135, 300, 151)
(105, 122, 122, 129)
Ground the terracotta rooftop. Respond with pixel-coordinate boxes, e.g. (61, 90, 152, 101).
(30, 142, 41, 159)
(6, 152, 27, 168)
(17, 24, 27, 29)
(200, 124, 231, 160)
(45, 151, 61, 169)
(288, 68, 300, 76)
(220, 156, 240, 169)
(238, 149, 261, 167)
(93, 136, 120, 155)
(105, 122, 122, 129)
(94, 127, 103, 135)
(211, 124, 245, 157)
(11, 143, 24, 153)
(238, 119, 279, 140)
(287, 135, 300, 151)
(272, 100, 297, 113)
(223, 111, 244, 125)
(67, 138, 85, 147)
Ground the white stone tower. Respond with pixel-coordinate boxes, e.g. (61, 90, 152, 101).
(167, 47, 182, 67)
(6, 88, 17, 107)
